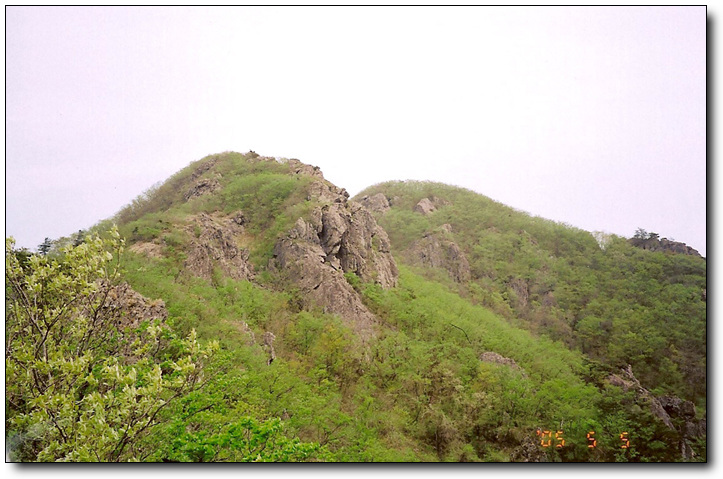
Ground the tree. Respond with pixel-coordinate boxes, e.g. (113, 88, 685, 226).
(37, 237, 52, 256)
(72, 229, 86, 247)
(633, 228, 648, 240)
(5, 227, 218, 462)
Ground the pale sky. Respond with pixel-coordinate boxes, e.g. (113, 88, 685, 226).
(4, 6, 707, 256)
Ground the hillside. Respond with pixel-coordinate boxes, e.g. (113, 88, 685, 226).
(6, 151, 706, 462)
(355, 181, 707, 405)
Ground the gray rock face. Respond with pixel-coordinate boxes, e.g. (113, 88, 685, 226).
(307, 179, 349, 203)
(190, 157, 217, 180)
(273, 226, 379, 337)
(607, 365, 706, 460)
(284, 201, 398, 288)
(263, 331, 276, 365)
(272, 177, 399, 336)
(629, 236, 701, 256)
(97, 282, 168, 360)
(288, 158, 324, 178)
(102, 282, 168, 329)
(508, 278, 530, 309)
(413, 197, 436, 215)
(510, 436, 548, 462)
(184, 178, 220, 201)
(128, 241, 164, 258)
(409, 230, 471, 283)
(183, 212, 254, 281)
(359, 193, 391, 213)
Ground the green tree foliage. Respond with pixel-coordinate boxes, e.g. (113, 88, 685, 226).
(5, 229, 217, 461)
(356, 181, 706, 407)
(55, 153, 701, 462)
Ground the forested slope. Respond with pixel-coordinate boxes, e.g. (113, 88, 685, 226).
(356, 181, 706, 407)
(6, 152, 706, 462)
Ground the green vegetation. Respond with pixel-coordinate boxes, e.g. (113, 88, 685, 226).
(357, 181, 706, 407)
(6, 153, 705, 462)
(5, 229, 320, 462)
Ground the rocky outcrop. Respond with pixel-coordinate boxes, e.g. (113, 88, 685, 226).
(263, 331, 276, 365)
(129, 241, 164, 258)
(507, 278, 530, 309)
(234, 320, 256, 346)
(413, 196, 451, 215)
(359, 193, 390, 214)
(288, 158, 324, 178)
(273, 220, 379, 337)
(307, 179, 349, 204)
(629, 237, 701, 257)
(190, 157, 217, 180)
(184, 178, 220, 201)
(101, 282, 168, 329)
(607, 365, 706, 460)
(229, 321, 277, 366)
(95, 282, 169, 361)
(608, 365, 675, 429)
(480, 352, 527, 377)
(183, 212, 254, 281)
(509, 436, 548, 462)
(283, 196, 397, 288)
(413, 198, 436, 215)
(272, 175, 399, 337)
(408, 229, 471, 283)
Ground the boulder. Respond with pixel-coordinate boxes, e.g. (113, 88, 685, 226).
(658, 396, 697, 420)
(413, 198, 436, 215)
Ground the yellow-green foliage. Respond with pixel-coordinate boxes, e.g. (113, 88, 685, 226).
(356, 181, 707, 407)
(5, 229, 218, 462)
(34, 158, 701, 462)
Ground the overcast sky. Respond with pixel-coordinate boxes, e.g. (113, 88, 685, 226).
(5, 6, 707, 256)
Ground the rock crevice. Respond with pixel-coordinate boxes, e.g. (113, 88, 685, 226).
(272, 171, 399, 336)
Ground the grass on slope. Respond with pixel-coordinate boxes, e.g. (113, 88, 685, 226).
(355, 181, 707, 407)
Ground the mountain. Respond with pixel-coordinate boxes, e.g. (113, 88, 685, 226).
(6, 151, 706, 462)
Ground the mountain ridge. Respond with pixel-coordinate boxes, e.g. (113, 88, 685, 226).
(7, 150, 706, 462)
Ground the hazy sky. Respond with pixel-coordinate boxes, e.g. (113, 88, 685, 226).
(5, 6, 707, 255)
